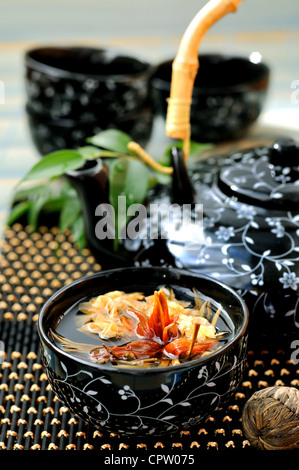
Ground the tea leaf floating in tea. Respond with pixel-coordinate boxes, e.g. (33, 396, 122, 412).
(242, 386, 299, 450)
(74, 288, 226, 368)
(166, 0, 244, 160)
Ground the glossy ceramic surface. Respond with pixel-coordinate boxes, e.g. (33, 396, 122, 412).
(66, 139, 299, 338)
(24, 46, 155, 154)
(184, 140, 299, 336)
(38, 267, 248, 436)
(139, 139, 299, 337)
(151, 54, 270, 142)
(25, 46, 154, 120)
(26, 104, 154, 154)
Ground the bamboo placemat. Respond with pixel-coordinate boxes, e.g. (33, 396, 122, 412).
(0, 223, 298, 453)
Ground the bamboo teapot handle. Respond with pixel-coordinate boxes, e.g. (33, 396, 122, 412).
(166, 0, 244, 160)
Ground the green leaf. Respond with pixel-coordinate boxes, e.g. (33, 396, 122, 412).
(59, 192, 82, 233)
(151, 171, 172, 186)
(18, 150, 85, 184)
(70, 214, 85, 250)
(42, 196, 66, 213)
(77, 145, 102, 160)
(109, 158, 150, 209)
(108, 157, 150, 248)
(7, 201, 32, 225)
(28, 186, 53, 230)
(87, 129, 132, 154)
(12, 183, 48, 203)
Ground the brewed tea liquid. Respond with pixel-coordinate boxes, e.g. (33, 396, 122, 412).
(53, 285, 235, 365)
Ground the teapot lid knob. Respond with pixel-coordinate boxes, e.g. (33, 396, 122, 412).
(270, 138, 299, 167)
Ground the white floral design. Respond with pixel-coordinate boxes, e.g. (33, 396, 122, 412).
(133, 146, 299, 331)
(236, 204, 257, 220)
(186, 151, 299, 300)
(118, 385, 132, 400)
(43, 344, 247, 436)
(215, 226, 235, 241)
(271, 224, 285, 238)
(203, 217, 216, 228)
(279, 272, 299, 291)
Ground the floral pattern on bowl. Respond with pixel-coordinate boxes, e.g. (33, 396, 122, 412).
(41, 335, 247, 436)
(37, 267, 248, 436)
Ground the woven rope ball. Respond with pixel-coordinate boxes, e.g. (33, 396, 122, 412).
(242, 386, 299, 450)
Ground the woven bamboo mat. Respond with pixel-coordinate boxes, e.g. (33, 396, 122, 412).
(0, 223, 298, 454)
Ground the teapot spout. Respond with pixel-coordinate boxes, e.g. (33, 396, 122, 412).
(66, 159, 129, 268)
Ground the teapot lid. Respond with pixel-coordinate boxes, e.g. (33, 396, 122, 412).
(216, 138, 299, 210)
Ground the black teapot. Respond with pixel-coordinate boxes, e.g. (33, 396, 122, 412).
(67, 138, 299, 339)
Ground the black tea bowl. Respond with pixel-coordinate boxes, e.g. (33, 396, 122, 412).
(26, 104, 154, 155)
(25, 46, 154, 121)
(37, 266, 248, 437)
(151, 53, 270, 142)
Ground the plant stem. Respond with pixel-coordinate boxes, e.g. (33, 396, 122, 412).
(127, 141, 173, 175)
